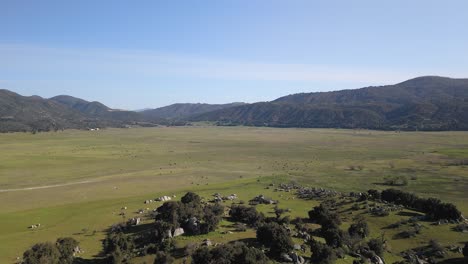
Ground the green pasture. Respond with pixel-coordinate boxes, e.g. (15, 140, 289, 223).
(0, 127, 467, 263)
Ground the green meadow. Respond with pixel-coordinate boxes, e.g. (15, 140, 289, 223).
(0, 126, 467, 263)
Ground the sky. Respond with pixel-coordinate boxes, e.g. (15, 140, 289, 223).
(1, 0, 467, 110)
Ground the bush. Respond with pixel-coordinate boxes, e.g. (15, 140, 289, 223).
(23, 238, 79, 264)
(23, 242, 61, 264)
(191, 242, 269, 264)
(256, 222, 294, 257)
(56, 237, 79, 264)
(310, 239, 337, 264)
(154, 251, 175, 264)
(229, 205, 264, 227)
(308, 203, 341, 229)
(367, 238, 385, 257)
(181, 192, 202, 204)
(103, 232, 135, 261)
(348, 219, 370, 239)
(322, 227, 347, 248)
(383, 175, 408, 186)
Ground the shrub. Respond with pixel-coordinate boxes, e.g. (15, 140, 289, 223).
(154, 251, 175, 264)
(23, 238, 79, 264)
(367, 238, 385, 257)
(256, 222, 294, 257)
(310, 239, 337, 264)
(308, 203, 341, 229)
(229, 205, 264, 227)
(191, 242, 269, 264)
(56, 237, 79, 264)
(348, 219, 370, 239)
(322, 227, 347, 248)
(383, 175, 408, 186)
(23, 242, 61, 264)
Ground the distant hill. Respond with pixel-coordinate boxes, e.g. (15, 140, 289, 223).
(2, 76, 468, 132)
(0, 91, 153, 132)
(141, 102, 246, 120)
(50, 95, 111, 116)
(190, 76, 468, 131)
(0, 90, 93, 132)
(50, 95, 143, 123)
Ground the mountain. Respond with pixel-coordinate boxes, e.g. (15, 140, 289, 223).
(0, 91, 154, 132)
(141, 102, 246, 120)
(3, 76, 467, 132)
(50, 95, 111, 116)
(50, 95, 143, 122)
(190, 76, 468, 131)
(0, 90, 95, 132)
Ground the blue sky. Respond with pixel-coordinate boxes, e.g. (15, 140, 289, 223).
(1, 0, 467, 109)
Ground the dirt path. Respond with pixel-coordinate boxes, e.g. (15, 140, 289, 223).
(0, 179, 99, 192)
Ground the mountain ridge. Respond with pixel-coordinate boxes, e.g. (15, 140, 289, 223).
(190, 76, 468, 131)
(140, 102, 246, 120)
(1, 76, 468, 132)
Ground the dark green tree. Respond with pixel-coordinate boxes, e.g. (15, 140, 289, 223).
(56, 237, 79, 264)
(191, 242, 269, 264)
(22, 242, 61, 264)
(368, 238, 385, 257)
(310, 239, 336, 264)
(348, 219, 370, 239)
(181, 192, 202, 204)
(256, 222, 294, 257)
(154, 251, 175, 264)
(308, 203, 341, 229)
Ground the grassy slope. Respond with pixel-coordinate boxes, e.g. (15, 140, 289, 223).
(0, 127, 467, 262)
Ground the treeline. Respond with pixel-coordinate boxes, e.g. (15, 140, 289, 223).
(365, 189, 463, 221)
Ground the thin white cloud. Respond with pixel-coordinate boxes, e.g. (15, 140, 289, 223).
(0, 44, 465, 84)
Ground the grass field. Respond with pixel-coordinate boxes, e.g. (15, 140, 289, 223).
(0, 126, 467, 263)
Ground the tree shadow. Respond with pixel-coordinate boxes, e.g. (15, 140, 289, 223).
(233, 238, 259, 247)
(396, 211, 424, 217)
(73, 257, 107, 264)
(435, 258, 467, 264)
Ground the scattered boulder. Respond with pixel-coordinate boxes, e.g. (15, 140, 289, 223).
(128, 217, 141, 226)
(202, 239, 212, 246)
(156, 196, 172, 202)
(291, 252, 305, 264)
(281, 252, 305, 264)
(281, 253, 293, 262)
(370, 255, 384, 264)
(173, 227, 185, 237)
(249, 194, 277, 205)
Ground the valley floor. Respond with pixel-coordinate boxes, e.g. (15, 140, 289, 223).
(0, 127, 467, 263)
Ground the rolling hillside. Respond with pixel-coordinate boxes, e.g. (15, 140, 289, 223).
(0, 91, 151, 132)
(0, 90, 93, 132)
(191, 76, 468, 130)
(50, 95, 143, 123)
(2, 76, 468, 132)
(141, 102, 245, 120)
